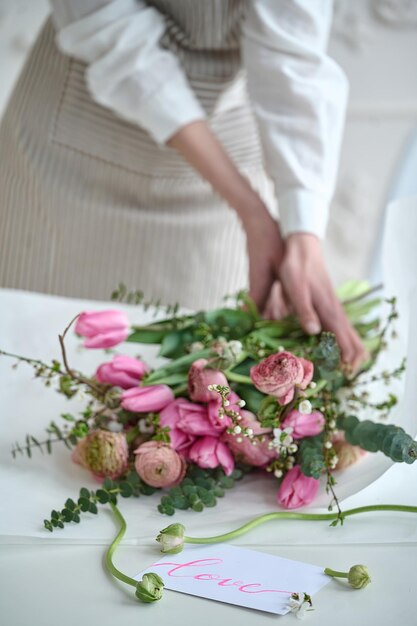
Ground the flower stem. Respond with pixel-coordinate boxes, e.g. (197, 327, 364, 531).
(183, 504, 417, 545)
(324, 568, 348, 579)
(105, 502, 137, 588)
(223, 371, 252, 384)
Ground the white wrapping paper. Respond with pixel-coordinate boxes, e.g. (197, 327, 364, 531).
(1, 197, 416, 545)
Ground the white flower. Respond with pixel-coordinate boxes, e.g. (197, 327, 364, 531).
(190, 341, 204, 353)
(233, 425, 242, 435)
(309, 381, 317, 389)
(138, 418, 154, 434)
(273, 427, 293, 448)
(237, 399, 246, 408)
(324, 441, 333, 449)
(274, 468, 283, 478)
(287, 592, 313, 620)
(298, 400, 312, 414)
(246, 428, 254, 437)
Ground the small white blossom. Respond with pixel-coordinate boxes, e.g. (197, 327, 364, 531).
(138, 418, 154, 434)
(246, 428, 254, 437)
(236, 437, 243, 443)
(237, 399, 246, 408)
(328, 419, 336, 429)
(324, 441, 333, 449)
(233, 425, 242, 435)
(287, 593, 312, 620)
(224, 399, 230, 406)
(274, 468, 283, 478)
(190, 341, 204, 353)
(309, 381, 317, 389)
(298, 400, 312, 415)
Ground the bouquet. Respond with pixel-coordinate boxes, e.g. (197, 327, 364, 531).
(4, 281, 415, 531)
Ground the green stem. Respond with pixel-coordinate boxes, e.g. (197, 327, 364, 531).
(146, 349, 212, 383)
(223, 371, 252, 384)
(304, 379, 327, 397)
(183, 505, 417, 545)
(173, 383, 188, 397)
(105, 502, 137, 588)
(324, 568, 348, 579)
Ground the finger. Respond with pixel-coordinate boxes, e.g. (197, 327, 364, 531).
(263, 282, 290, 320)
(248, 266, 274, 315)
(282, 278, 321, 335)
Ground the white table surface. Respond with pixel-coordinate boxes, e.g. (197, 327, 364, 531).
(1, 286, 417, 626)
(1, 542, 416, 626)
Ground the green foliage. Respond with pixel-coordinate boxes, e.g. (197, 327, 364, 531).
(43, 472, 155, 532)
(157, 465, 250, 516)
(339, 415, 417, 464)
(298, 436, 326, 479)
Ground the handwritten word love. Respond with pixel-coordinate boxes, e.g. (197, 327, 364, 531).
(152, 558, 294, 595)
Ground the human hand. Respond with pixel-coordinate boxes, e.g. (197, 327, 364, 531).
(277, 233, 367, 371)
(241, 203, 285, 314)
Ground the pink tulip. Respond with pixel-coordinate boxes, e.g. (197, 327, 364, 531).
(121, 384, 174, 413)
(189, 436, 235, 476)
(277, 465, 320, 509)
(250, 351, 314, 405)
(75, 310, 129, 348)
(175, 399, 220, 437)
(281, 409, 325, 439)
(207, 391, 240, 431)
(95, 355, 149, 389)
(188, 358, 228, 402)
(222, 410, 276, 467)
(159, 399, 197, 455)
(134, 441, 186, 488)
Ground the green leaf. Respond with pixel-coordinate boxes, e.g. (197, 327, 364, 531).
(119, 482, 133, 498)
(78, 497, 90, 512)
(89, 502, 98, 514)
(79, 487, 90, 499)
(96, 489, 110, 504)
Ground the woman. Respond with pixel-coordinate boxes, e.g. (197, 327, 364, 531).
(0, 0, 364, 367)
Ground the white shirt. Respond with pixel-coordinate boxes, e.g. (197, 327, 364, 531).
(50, 0, 348, 239)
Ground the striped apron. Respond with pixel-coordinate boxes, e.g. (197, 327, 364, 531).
(0, 0, 276, 309)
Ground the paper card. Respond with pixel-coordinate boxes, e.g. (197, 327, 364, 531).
(135, 544, 330, 615)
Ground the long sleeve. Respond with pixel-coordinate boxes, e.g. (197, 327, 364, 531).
(242, 0, 348, 239)
(49, 0, 206, 144)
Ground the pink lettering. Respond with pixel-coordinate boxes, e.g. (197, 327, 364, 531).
(150, 558, 293, 595)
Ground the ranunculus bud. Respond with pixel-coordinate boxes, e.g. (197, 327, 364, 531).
(95, 355, 149, 389)
(188, 358, 228, 402)
(332, 434, 366, 470)
(121, 384, 174, 413)
(71, 430, 128, 479)
(75, 310, 129, 348)
(250, 352, 313, 405)
(156, 523, 185, 554)
(277, 465, 320, 509)
(134, 441, 186, 488)
(135, 573, 164, 602)
(348, 565, 371, 589)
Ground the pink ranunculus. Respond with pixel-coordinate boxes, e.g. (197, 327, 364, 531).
(95, 355, 149, 389)
(134, 441, 186, 488)
(75, 310, 129, 349)
(281, 409, 325, 439)
(175, 399, 220, 437)
(222, 410, 276, 467)
(159, 399, 197, 456)
(188, 358, 228, 403)
(277, 465, 320, 509)
(206, 390, 242, 431)
(189, 436, 235, 476)
(71, 430, 128, 480)
(121, 384, 174, 413)
(250, 351, 314, 405)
